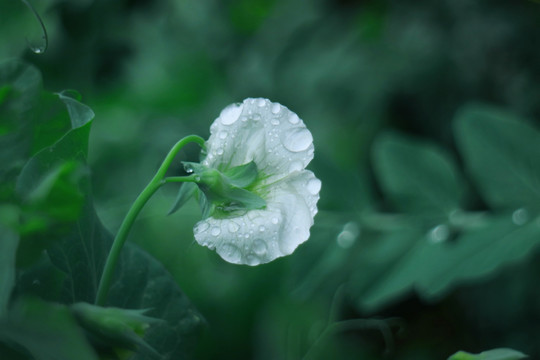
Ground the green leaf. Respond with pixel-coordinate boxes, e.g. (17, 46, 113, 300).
(47, 201, 204, 359)
(0, 298, 98, 360)
(352, 214, 540, 312)
(454, 105, 540, 211)
(56, 90, 95, 129)
(0, 225, 18, 315)
(15, 122, 92, 266)
(168, 182, 197, 215)
(224, 161, 259, 188)
(71, 302, 163, 360)
(448, 348, 528, 360)
(372, 132, 464, 217)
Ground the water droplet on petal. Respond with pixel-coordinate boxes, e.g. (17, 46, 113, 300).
(244, 233, 250, 239)
(246, 254, 260, 266)
(271, 217, 279, 225)
(211, 227, 221, 236)
(252, 114, 261, 121)
(307, 178, 321, 195)
(228, 222, 239, 233)
(220, 103, 243, 125)
(253, 239, 267, 255)
(271, 103, 281, 114)
(271, 119, 280, 126)
(282, 128, 313, 152)
(217, 148, 224, 155)
(257, 99, 266, 107)
(288, 114, 300, 124)
(219, 131, 228, 139)
(512, 208, 529, 226)
(259, 225, 265, 232)
(221, 244, 241, 263)
(288, 161, 303, 173)
(195, 222, 210, 234)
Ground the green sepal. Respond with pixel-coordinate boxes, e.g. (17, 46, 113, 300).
(167, 182, 197, 215)
(183, 161, 266, 218)
(70, 302, 163, 360)
(223, 161, 258, 188)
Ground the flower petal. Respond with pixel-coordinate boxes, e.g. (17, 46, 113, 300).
(203, 98, 314, 182)
(193, 170, 321, 265)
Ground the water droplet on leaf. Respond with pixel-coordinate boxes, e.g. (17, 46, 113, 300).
(512, 208, 529, 226)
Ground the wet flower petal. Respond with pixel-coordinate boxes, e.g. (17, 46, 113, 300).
(194, 98, 320, 265)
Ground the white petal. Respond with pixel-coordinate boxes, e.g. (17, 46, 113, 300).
(193, 170, 321, 266)
(203, 98, 314, 182)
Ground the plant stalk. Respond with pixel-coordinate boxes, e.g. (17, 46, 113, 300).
(95, 135, 204, 306)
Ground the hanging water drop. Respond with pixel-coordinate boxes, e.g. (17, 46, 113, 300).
(271, 103, 281, 114)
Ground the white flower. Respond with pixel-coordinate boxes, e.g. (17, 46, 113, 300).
(193, 98, 321, 266)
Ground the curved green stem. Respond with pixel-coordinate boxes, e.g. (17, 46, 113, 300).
(95, 135, 205, 306)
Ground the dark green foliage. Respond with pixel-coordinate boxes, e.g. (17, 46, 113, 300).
(0, 61, 202, 359)
(1, 1, 540, 359)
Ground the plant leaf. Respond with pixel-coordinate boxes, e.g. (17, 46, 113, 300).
(0, 225, 18, 315)
(448, 348, 528, 360)
(0, 298, 98, 360)
(351, 215, 540, 312)
(372, 132, 464, 217)
(47, 200, 204, 359)
(454, 105, 540, 211)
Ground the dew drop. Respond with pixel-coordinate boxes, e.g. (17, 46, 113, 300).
(288, 161, 303, 173)
(194, 222, 210, 234)
(271, 119, 280, 126)
(512, 208, 529, 226)
(228, 222, 239, 233)
(271, 103, 281, 114)
(257, 99, 266, 107)
(428, 224, 449, 243)
(244, 233, 250, 239)
(307, 178, 322, 195)
(259, 225, 266, 232)
(219, 131, 228, 139)
(282, 128, 313, 152)
(211, 227, 221, 236)
(217, 148, 224, 155)
(253, 239, 267, 255)
(288, 114, 300, 124)
(220, 103, 243, 125)
(220, 244, 241, 263)
(246, 254, 260, 266)
(271, 217, 279, 225)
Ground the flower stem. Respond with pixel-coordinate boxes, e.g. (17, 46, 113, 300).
(95, 135, 205, 306)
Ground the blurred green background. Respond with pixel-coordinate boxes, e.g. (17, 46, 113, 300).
(2, 0, 540, 359)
